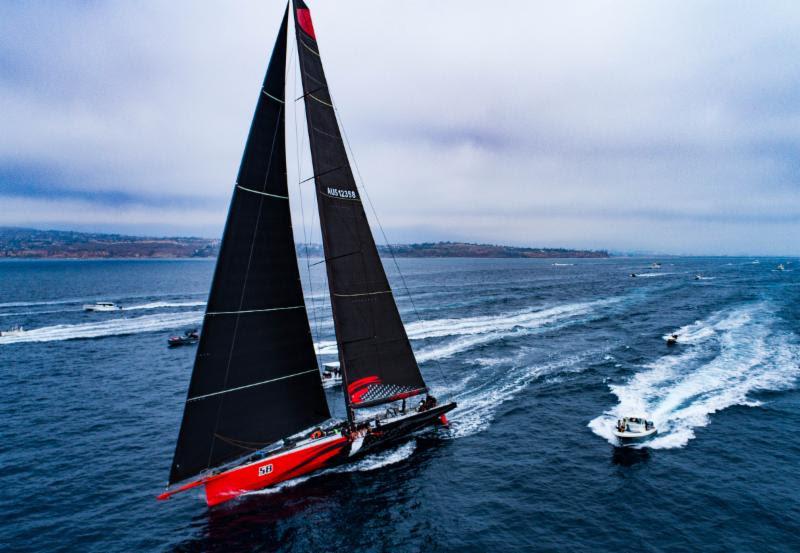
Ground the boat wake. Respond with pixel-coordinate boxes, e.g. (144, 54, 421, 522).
(121, 301, 206, 311)
(590, 303, 800, 449)
(413, 298, 621, 362)
(0, 311, 203, 344)
(243, 440, 418, 498)
(314, 298, 625, 361)
(633, 272, 677, 278)
(437, 348, 603, 439)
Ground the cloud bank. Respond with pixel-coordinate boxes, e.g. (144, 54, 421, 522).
(1, 1, 799, 254)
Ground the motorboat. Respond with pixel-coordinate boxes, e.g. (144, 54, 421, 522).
(0, 324, 24, 337)
(630, 273, 637, 278)
(168, 328, 200, 347)
(694, 274, 702, 280)
(666, 333, 679, 346)
(321, 361, 343, 388)
(83, 301, 121, 312)
(776, 264, 785, 271)
(650, 263, 662, 269)
(612, 416, 657, 446)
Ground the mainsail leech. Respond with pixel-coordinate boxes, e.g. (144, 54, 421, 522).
(292, 0, 427, 414)
(168, 6, 330, 486)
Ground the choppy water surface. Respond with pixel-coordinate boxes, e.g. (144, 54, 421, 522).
(2, 257, 799, 552)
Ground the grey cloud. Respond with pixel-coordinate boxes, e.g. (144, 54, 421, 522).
(1, 1, 799, 254)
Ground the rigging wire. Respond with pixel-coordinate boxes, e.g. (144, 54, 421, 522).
(330, 99, 451, 391)
(289, 28, 323, 360)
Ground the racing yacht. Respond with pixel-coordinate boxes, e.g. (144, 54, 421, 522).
(157, 1, 455, 507)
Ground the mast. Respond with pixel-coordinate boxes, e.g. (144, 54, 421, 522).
(291, 0, 427, 419)
(167, 5, 330, 486)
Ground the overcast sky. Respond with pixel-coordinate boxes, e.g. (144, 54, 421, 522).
(1, 1, 799, 255)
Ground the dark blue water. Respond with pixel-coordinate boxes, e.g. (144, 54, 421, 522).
(2, 257, 799, 552)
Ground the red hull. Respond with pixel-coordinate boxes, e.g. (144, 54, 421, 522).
(158, 402, 456, 507)
(203, 435, 348, 506)
(158, 434, 348, 506)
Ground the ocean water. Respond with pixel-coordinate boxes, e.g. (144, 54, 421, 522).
(2, 257, 799, 552)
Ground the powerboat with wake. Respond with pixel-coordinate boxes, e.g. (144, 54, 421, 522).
(612, 416, 657, 446)
(83, 301, 121, 312)
(157, 1, 455, 507)
(168, 328, 200, 347)
(0, 324, 24, 337)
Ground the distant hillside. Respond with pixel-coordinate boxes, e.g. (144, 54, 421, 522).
(377, 242, 608, 259)
(0, 227, 219, 258)
(0, 228, 607, 259)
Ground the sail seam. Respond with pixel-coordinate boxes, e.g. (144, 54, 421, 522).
(206, 305, 304, 316)
(188, 369, 320, 402)
(300, 40, 320, 57)
(262, 89, 285, 104)
(236, 185, 289, 199)
(311, 126, 343, 141)
(309, 94, 333, 107)
(333, 290, 391, 298)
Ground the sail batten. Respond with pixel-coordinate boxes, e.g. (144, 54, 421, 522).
(167, 6, 330, 486)
(292, 0, 428, 413)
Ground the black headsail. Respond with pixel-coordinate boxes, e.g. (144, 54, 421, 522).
(292, 0, 427, 414)
(168, 6, 330, 486)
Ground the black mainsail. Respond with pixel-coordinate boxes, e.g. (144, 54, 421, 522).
(292, 0, 427, 413)
(168, 6, 330, 486)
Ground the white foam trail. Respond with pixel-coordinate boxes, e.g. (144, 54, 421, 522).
(414, 298, 621, 361)
(662, 307, 753, 344)
(445, 350, 599, 439)
(0, 298, 84, 309)
(0, 311, 203, 344)
(243, 441, 417, 497)
(313, 298, 622, 361)
(0, 308, 66, 318)
(633, 272, 676, 278)
(121, 301, 206, 311)
(349, 440, 417, 471)
(591, 303, 800, 449)
(314, 340, 338, 355)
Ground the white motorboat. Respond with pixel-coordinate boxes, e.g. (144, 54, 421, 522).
(612, 416, 657, 446)
(650, 262, 662, 269)
(0, 324, 24, 337)
(665, 333, 679, 346)
(776, 264, 785, 271)
(83, 301, 121, 312)
(321, 361, 343, 388)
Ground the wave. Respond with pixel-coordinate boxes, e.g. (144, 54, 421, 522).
(243, 440, 417, 497)
(0, 291, 207, 310)
(0, 308, 67, 319)
(413, 298, 621, 362)
(0, 311, 203, 345)
(121, 301, 206, 311)
(313, 298, 622, 362)
(0, 298, 86, 309)
(442, 349, 602, 439)
(632, 272, 677, 278)
(590, 303, 800, 449)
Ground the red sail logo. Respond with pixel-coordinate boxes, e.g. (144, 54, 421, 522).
(348, 376, 381, 404)
(296, 9, 316, 39)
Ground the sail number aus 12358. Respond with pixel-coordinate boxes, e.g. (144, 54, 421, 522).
(327, 187, 357, 200)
